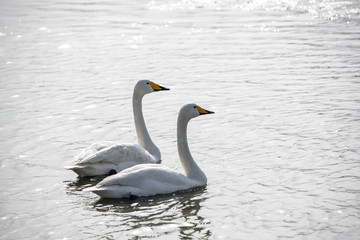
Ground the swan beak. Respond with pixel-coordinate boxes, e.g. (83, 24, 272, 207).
(196, 106, 215, 115)
(150, 82, 170, 91)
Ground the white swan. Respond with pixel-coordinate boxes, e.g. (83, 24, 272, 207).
(86, 103, 214, 198)
(66, 80, 170, 177)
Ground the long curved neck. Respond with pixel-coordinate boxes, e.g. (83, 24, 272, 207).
(177, 115, 207, 183)
(132, 91, 161, 161)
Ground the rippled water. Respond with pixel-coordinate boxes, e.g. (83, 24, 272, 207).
(1, 0, 360, 239)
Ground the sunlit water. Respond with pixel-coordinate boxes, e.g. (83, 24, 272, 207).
(1, 0, 360, 239)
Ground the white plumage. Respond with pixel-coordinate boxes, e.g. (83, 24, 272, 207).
(66, 80, 169, 177)
(67, 143, 156, 177)
(86, 103, 214, 198)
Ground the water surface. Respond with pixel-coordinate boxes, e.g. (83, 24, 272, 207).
(1, 0, 360, 239)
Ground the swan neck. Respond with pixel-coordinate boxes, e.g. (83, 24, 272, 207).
(132, 91, 160, 161)
(177, 115, 206, 183)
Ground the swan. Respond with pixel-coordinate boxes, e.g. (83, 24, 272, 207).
(86, 103, 214, 198)
(66, 80, 170, 177)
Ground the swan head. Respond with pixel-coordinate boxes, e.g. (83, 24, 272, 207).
(180, 103, 214, 121)
(135, 80, 170, 96)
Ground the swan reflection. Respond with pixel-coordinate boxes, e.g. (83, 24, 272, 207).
(89, 187, 211, 239)
(65, 176, 105, 194)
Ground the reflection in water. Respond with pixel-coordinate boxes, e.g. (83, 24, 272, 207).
(93, 188, 211, 239)
(65, 176, 106, 194)
(65, 178, 211, 239)
(177, 190, 211, 239)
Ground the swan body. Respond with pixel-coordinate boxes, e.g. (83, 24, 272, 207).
(66, 80, 169, 177)
(87, 103, 214, 198)
(66, 143, 156, 177)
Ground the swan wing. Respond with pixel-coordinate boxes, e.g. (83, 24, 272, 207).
(66, 143, 156, 176)
(75, 143, 156, 165)
(74, 141, 116, 163)
(97, 164, 186, 186)
(90, 164, 200, 198)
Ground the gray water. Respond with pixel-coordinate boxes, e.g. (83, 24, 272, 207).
(1, 0, 360, 239)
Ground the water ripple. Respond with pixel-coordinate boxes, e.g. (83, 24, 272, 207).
(1, 0, 360, 239)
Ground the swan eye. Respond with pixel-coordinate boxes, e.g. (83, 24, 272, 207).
(193, 106, 197, 108)
(146, 82, 150, 85)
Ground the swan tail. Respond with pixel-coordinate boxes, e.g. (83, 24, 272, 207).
(65, 164, 116, 177)
(65, 165, 90, 177)
(65, 165, 84, 170)
(86, 185, 142, 199)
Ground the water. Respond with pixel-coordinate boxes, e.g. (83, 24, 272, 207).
(1, 0, 360, 239)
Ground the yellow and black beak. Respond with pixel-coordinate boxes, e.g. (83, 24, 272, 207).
(196, 106, 215, 115)
(150, 82, 170, 91)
